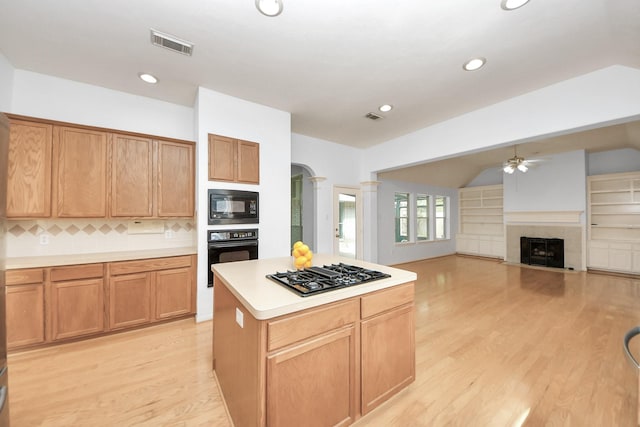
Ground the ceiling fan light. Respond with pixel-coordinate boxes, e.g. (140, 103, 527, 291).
(503, 165, 515, 174)
(517, 163, 528, 172)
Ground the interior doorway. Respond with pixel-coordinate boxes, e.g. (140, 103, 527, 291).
(290, 165, 315, 250)
(333, 186, 362, 259)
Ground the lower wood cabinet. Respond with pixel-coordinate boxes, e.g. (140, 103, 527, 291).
(266, 326, 357, 427)
(361, 305, 415, 414)
(213, 278, 415, 427)
(109, 272, 152, 330)
(5, 268, 45, 350)
(155, 267, 193, 319)
(108, 255, 195, 328)
(6, 254, 196, 350)
(49, 264, 105, 341)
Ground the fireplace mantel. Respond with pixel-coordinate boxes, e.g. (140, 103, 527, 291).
(504, 210, 583, 224)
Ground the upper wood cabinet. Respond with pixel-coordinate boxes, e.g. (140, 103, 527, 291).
(157, 140, 195, 217)
(6, 115, 195, 219)
(52, 126, 108, 217)
(7, 119, 52, 217)
(111, 134, 154, 217)
(208, 134, 260, 184)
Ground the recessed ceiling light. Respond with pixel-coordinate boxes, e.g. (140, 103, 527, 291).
(255, 0, 283, 17)
(463, 57, 486, 71)
(379, 104, 393, 113)
(501, 0, 530, 10)
(138, 73, 158, 84)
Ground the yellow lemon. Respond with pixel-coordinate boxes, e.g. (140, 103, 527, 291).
(304, 260, 312, 268)
(293, 241, 304, 249)
(295, 256, 306, 269)
(298, 244, 309, 255)
(305, 250, 313, 261)
(292, 248, 301, 258)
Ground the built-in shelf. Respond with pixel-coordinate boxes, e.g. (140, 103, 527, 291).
(587, 171, 640, 274)
(457, 184, 504, 259)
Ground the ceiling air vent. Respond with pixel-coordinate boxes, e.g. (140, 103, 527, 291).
(150, 29, 194, 56)
(365, 112, 383, 120)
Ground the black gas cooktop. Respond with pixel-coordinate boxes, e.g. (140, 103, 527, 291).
(266, 263, 391, 297)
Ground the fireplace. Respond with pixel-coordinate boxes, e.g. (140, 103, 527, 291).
(520, 237, 564, 268)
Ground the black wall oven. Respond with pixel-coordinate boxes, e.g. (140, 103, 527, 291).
(208, 189, 258, 225)
(208, 229, 258, 287)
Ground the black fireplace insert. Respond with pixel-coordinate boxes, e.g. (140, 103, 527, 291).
(520, 237, 564, 268)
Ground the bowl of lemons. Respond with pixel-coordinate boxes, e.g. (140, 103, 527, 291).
(291, 241, 313, 270)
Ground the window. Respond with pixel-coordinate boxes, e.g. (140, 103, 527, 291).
(394, 193, 409, 243)
(435, 195, 449, 240)
(416, 194, 429, 241)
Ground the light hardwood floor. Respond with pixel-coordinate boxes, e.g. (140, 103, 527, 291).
(8, 255, 640, 426)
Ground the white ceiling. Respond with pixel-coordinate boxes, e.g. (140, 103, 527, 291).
(1, 0, 639, 182)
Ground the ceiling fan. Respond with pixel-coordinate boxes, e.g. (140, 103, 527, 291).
(502, 146, 543, 174)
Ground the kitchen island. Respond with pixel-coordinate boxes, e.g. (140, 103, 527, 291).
(212, 254, 417, 427)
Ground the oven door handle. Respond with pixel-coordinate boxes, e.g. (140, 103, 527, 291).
(209, 240, 258, 248)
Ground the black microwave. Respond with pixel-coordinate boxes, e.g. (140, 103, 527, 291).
(208, 189, 259, 225)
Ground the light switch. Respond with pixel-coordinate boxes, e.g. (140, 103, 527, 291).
(235, 308, 244, 328)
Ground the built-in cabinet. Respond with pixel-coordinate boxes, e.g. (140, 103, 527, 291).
(208, 133, 260, 184)
(5, 255, 196, 351)
(588, 172, 640, 274)
(457, 185, 504, 259)
(6, 115, 195, 219)
(213, 279, 415, 426)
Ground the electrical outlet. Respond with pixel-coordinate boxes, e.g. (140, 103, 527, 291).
(39, 234, 49, 245)
(164, 230, 173, 239)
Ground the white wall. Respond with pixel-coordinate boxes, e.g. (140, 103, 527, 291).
(196, 87, 291, 322)
(10, 70, 194, 141)
(588, 148, 640, 176)
(504, 150, 587, 215)
(291, 133, 364, 255)
(377, 180, 458, 265)
(466, 167, 503, 187)
(0, 53, 14, 112)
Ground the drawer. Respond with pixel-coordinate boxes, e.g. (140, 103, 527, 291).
(109, 256, 191, 276)
(267, 299, 359, 352)
(361, 282, 414, 319)
(50, 263, 104, 282)
(6, 268, 44, 285)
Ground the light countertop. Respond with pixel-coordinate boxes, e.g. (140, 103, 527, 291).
(212, 254, 417, 320)
(7, 247, 197, 269)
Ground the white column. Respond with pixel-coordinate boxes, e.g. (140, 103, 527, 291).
(309, 176, 329, 254)
(360, 181, 381, 263)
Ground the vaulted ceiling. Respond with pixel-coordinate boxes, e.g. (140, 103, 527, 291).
(0, 0, 639, 185)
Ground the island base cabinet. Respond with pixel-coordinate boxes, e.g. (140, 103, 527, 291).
(361, 304, 415, 415)
(213, 276, 415, 427)
(266, 326, 357, 427)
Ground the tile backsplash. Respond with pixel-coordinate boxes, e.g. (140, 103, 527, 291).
(7, 219, 196, 258)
